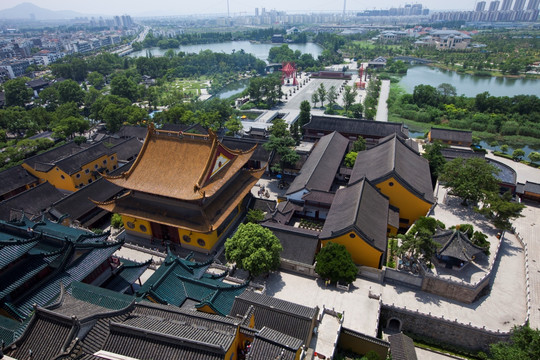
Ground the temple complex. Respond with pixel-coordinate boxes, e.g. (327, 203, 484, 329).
(95, 124, 265, 253)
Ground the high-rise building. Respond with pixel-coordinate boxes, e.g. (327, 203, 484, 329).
(489, 1, 501, 11)
(513, 0, 526, 11)
(527, 0, 540, 9)
(476, 1, 487, 11)
(501, 0, 513, 10)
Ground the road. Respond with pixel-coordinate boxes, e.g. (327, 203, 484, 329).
(375, 79, 390, 122)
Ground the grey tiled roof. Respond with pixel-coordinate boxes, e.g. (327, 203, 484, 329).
(116, 125, 148, 139)
(229, 291, 318, 344)
(524, 181, 540, 194)
(23, 141, 103, 174)
(109, 137, 143, 162)
(262, 221, 320, 265)
(221, 136, 271, 163)
(487, 158, 517, 185)
(433, 229, 484, 262)
(320, 179, 389, 253)
(6, 309, 74, 359)
(287, 131, 349, 195)
(388, 332, 418, 360)
(430, 127, 472, 143)
(54, 142, 114, 175)
(304, 115, 407, 138)
(0, 165, 37, 197)
(441, 147, 484, 161)
(248, 326, 302, 360)
(349, 134, 434, 204)
(302, 190, 335, 205)
(0, 182, 65, 221)
(50, 161, 131, 223)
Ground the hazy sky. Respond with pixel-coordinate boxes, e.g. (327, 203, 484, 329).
(1, 0, 478, 16)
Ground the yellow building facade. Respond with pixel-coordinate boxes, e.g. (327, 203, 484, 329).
(96, 126, 264, 253)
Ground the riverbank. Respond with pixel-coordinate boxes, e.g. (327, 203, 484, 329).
(428, 63, 540, 80)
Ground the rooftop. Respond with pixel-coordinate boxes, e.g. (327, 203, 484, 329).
(320, 179, 389, 253)
(103, 125, 259, 201)
(349, 134, 434, 204)
(287, 131, 349, 195)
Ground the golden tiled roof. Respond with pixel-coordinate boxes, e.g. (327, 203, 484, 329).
(96, 168, 265, 233)
(103, 125, 256, 201)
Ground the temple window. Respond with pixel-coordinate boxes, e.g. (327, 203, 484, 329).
(197, 239, 206, 247)
(126, 222, 135, 229)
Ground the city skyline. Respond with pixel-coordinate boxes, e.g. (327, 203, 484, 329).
(0, 0, 482, 17)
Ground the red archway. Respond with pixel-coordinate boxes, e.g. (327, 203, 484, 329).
(281, 61, 298, 86)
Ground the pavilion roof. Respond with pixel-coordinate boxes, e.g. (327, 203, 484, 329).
(433, 229, 484, 262)
(103, 125, 258, 201)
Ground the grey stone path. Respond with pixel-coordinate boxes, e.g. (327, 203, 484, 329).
(375, 79, 390, 122)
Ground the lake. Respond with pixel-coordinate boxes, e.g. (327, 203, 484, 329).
(398, 66, 540, 97)
(129, 41, 323, 62)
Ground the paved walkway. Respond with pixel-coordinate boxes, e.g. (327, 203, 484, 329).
(415, 347, 467, 360)
(485, 151, 540, 183)
(265, 271, 382, 337)
(375, 79, 390, 122)
(512, 202, 540, 329)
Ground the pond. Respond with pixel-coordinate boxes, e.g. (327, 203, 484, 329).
(129, 41, 324, 62)
(398, 66, 540, 97)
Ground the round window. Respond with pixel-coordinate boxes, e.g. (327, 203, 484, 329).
(349, 233, 356, 238)
(126, 222, 135, 229)
(183, 235, 191, 243)
(139, 224, 147, 233)
(60, 175, 65, 179)
(94, 164, 99, 169)
(197, 238, 206, 247)
(389, 182, 394, 187)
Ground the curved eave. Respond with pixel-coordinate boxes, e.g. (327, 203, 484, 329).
(320, 225, 385, 253)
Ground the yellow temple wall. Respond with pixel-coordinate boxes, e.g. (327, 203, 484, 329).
(122, 216, 152, 237)
(196, 304, 216, 315)
(22, 153, 118, 192)
(375, 177, 432, 228)
(321, 231, 383, 269)
(178, 228, 219, 251)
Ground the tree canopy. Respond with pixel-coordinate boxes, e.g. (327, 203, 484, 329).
(440, 158, 499, 205)
(225, 223, 283, 277)
(489, 325, 540, 360)
(315, 242, 358, 284)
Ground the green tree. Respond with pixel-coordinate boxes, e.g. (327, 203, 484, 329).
(246, 209, 265, 224)
(342, 85, 358, 113)
(110, 74, 139, 102)
(349, 103, 364, 119)
(344, 151, 358, 168)
(56, 79, 85, 105)
(311, 92, 319, 107)
(500, 144, 509, 154)
(437, 83, 457, 98)
(87, 71, 105, 89)
(440, 158, 499, 205)
(38, 86, 60, 111)
(299, 100, 311, 132)
(317, 83, 327, 106)
(352, 137, 366, 152)
(225, 223, 283, 277)
(52, 116, 89, 140)
(489, 326, 540, 360)
(512, 148, 525, 161)
(327, 85, 338, 108)
(476, 191, 524, 230)
(224, 117, 242, 136)
(4, 78, 32, 107)
(423, 141, 446, 181)
(111, 213, 123, 228)
(528, 152, 540, 164)
(315, 242, 358, 284)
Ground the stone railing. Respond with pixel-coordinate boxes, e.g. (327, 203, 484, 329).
(417, 230, 505, 303)
(512, 226, 531, 325)
(381, 302, 521, 352)
(280, 258, 318, 278)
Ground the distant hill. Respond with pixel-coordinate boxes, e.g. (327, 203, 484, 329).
(0, 2, 85, 20)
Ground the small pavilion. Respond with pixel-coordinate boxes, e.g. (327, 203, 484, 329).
(432, 229, 484, 269)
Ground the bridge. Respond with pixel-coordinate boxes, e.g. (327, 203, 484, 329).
(393, 56, 435, 64)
